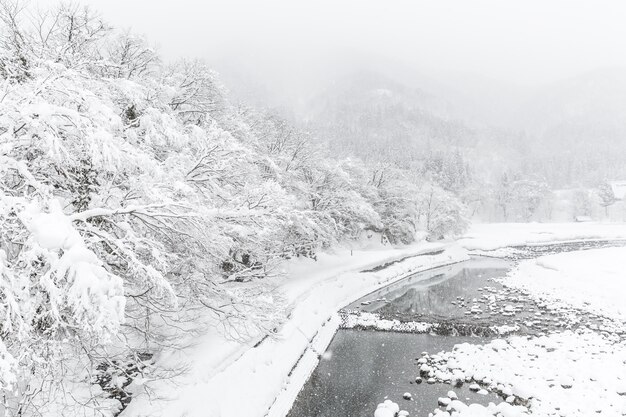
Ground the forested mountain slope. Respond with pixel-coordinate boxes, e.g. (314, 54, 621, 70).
(300, 71, 534, 220)
(295, 67, 626, 221)
(303, 67, 626, 190)
(304, 71, 470, 163)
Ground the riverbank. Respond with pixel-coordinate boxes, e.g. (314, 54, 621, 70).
(123, 242, 468, 417)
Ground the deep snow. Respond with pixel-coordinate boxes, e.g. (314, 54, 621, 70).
(422, 331, 626, 416)
(506, 246, 626, 321)
(123, 242, 468, 417)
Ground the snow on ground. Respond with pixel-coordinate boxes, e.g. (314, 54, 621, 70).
(123, 242, 468, 417)
(424, 331, 626, 416)
(340, 311, 520, 336)
(341, 311, 435, 332)
(430, 400, 528, 417)
(506, 247, 626, 321)
(459, 222, 626, 251)
(422, 245, 626, 416)
(374, 399, 404, 417)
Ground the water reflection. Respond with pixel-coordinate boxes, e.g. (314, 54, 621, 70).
(348, 258, 510, 322)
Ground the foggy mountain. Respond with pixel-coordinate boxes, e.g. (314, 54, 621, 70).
(521, 67, 626, 134)
(278, 69, 527, 188)
(514, 68, 626, 186)
(302, 71, 468, 160)
(228, 63, 626, 189)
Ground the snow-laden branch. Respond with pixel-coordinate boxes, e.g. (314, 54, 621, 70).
(69, 203, 271, 223)
(69, 203, 194, 221)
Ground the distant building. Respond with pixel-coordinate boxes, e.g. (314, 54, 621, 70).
(610, 181, 626, 200)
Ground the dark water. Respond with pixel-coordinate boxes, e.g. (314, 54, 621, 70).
(287, 259, 507, 417)
(287, 330, 500, 417)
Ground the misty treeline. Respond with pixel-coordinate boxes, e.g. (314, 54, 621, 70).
(0, 2, 469, 415)
(301, 72, 626, 223)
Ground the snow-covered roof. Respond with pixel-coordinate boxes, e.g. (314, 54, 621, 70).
(610, 181, 626, 200)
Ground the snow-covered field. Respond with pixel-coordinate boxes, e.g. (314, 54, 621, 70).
(459, 222, 626, 251)
(123, 243, 468, 417)
(507, 247, 626, 321)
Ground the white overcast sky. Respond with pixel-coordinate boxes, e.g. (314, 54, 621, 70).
(77, 0, 626, 86)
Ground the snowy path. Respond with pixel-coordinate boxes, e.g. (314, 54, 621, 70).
(123, 243, 468, 417)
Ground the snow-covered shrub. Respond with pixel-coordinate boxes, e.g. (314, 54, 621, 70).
(419, 184, 470, 240)
(373, 176, 421, 244)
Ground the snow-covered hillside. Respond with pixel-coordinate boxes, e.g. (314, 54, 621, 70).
(0, 3, 468, 416)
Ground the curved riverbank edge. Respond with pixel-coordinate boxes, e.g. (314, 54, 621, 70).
(264, 245, 469, 417)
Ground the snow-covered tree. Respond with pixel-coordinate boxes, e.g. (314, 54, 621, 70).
(597, 181, 617, 217)
(419, 184, 469, 240)
(101, 31, 159, 79)
(492, 173, 516, 221)
(511, 179, 551, 221)
(572, 188, 593, 218)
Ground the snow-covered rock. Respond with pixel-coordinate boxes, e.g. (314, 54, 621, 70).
(375, 400, 400, 417)
(438, 397, 451, 406)
(421, 331, 626, 416)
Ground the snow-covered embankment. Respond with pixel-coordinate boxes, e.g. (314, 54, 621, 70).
(124, 243, 469, 417)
